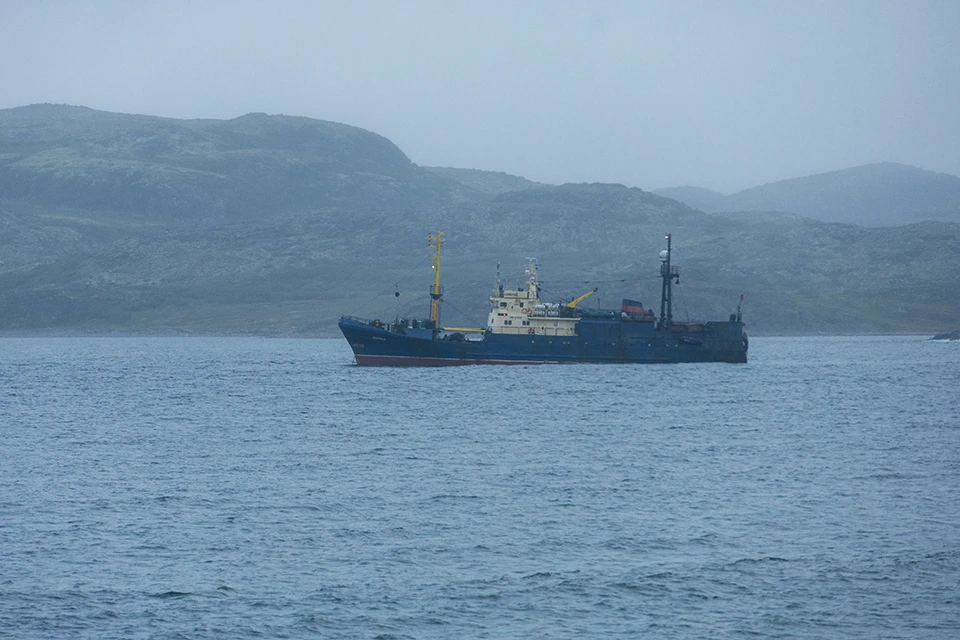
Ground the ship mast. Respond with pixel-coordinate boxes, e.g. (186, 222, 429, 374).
(659, 234, 680, 328)
(429, 230, 444, 326)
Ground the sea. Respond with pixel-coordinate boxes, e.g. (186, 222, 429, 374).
(1, 336, 958, 639)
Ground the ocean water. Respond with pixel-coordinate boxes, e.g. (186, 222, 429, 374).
(1, 336, 958, 639)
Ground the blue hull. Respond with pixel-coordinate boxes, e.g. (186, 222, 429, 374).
(339, 316, 748, 365)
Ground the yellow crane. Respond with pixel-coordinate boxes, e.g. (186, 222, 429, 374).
(428, 230, 443, 324)
(566, 287, 598, 309)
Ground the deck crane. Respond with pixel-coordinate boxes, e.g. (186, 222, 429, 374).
(566, 287, 598, 309)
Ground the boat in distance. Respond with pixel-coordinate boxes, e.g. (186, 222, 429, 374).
(339, 232, 748, 365)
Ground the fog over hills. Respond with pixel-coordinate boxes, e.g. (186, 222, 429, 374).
(1, 105, 958, 336)
(655, 163, 960, 227)
(650, 186, 730, 217)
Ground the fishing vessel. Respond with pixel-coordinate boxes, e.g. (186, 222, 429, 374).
(339, 232, 748, 365)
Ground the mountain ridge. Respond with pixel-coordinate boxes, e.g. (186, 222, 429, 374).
(654, 162, 960, 227)
(1, 104, 958, 335)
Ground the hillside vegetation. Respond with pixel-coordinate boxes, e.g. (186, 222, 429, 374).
(1, 104, 958, 335)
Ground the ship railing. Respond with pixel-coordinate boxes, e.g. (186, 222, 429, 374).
(341, 315, 388, 329)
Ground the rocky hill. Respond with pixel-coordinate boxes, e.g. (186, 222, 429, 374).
(655, 163, 960, 227)
(1, 105, 958, 335)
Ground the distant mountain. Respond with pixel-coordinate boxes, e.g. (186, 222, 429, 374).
(0, 103, 433, 219)
(654, 163, 960, 226)
(2, 105, 959, 335)
(651, 186, 728, 214)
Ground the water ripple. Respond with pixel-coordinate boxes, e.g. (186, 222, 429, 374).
(1, 336, 958, 638)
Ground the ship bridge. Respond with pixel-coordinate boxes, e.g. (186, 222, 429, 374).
(486, 261, 579, 337)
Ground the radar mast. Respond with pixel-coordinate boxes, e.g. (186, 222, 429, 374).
(659, 234, 680, 327)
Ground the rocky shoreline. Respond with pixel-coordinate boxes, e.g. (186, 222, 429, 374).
(930, 330, 960, 341)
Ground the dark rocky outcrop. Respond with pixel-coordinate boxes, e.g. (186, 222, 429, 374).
(930, 330, 960, 341)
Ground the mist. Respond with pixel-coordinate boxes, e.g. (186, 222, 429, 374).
(2, 0, 958, 192)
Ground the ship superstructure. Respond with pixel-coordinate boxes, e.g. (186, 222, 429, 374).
(486, 261, 581, 338)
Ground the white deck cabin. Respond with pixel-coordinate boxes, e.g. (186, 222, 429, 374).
(486, 261, 580, 337)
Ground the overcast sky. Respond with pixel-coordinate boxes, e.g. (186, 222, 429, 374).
(2, 0, 958, 192)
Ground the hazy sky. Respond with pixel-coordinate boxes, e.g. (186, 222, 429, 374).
(2, 0, 959, 192)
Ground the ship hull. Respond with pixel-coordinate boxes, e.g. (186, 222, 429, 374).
(339, 316, 747, 366)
